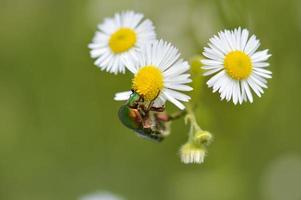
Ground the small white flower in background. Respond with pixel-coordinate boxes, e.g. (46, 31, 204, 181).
(80, 191, 124, 200)
(202, 27, 272, 104)
(114, 39, 192, 110)
(89, 11, 156, 74)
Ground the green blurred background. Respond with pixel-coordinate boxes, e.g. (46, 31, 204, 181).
(1, 0, 301, 199)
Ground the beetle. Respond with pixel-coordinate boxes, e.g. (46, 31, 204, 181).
(118, 91, 170, 142)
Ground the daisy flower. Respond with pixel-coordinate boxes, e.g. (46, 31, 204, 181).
(114, 40, 192, 110)
(202, 27, 272, 104)
(89, 11, 156, 74)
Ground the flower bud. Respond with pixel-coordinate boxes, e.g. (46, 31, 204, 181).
(193, 130, 213, 146)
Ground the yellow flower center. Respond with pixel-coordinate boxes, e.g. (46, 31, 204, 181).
(224, 51, 252, 80)
(109, 28, 137, 53)
(132, 66, 164, 101)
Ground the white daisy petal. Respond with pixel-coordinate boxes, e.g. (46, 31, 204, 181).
(252, 50, 272, 62)
(202, 65, 223, 70)
(251, 72, 268, 84)
(232, 81, 240, 104)
(249, 75, 268, 89)
(163, 88, 191, 102)
(158, 41, 180, 71)
(218, 75, 232, 99)
(244, 35, 260, 55)
(253, 67, 272, 75)
(220, 31, 232, 51)
(253, 70, 272, 79)
(164, 74, 192, 84)
(242, 80, 253, 103)
(253, 62, 270, 68)
(162, 90, 186, 110)
(203, 67, 223, 76)
(114, 91, 132, 101)
(203, 46, 224, 61)
(247, 78, 263, 97)
(226, 80, 236, 102)
(164, 83, 193, 91)
(234, 27, 242, 50)
(201, 59, 223, 66)
(212, 77, 223, 93)
(240, 28, 249, 50)
(163, 60, 189, 77)
(123, 56, 138, 74)
(207, 70, 226, 87)
(211, 33, 230, 53)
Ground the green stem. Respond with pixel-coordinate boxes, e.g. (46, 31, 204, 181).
(185, 103, 204, 142)
(186, 103, 202, 131)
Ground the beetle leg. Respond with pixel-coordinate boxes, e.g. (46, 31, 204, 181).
(142, 116, 152, 129)
(137, 95, 144, 103)
(146, 101, 153, 111)
(146, 90, 161, 111)
(150, 106, 165, 112)
(155, 112, 170, 122)
(137, 104, 147, 116)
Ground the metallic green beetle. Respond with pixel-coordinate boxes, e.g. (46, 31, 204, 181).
(118, 91, 170, 142)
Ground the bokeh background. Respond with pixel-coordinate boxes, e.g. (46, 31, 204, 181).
(1, 0, 301, 199)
